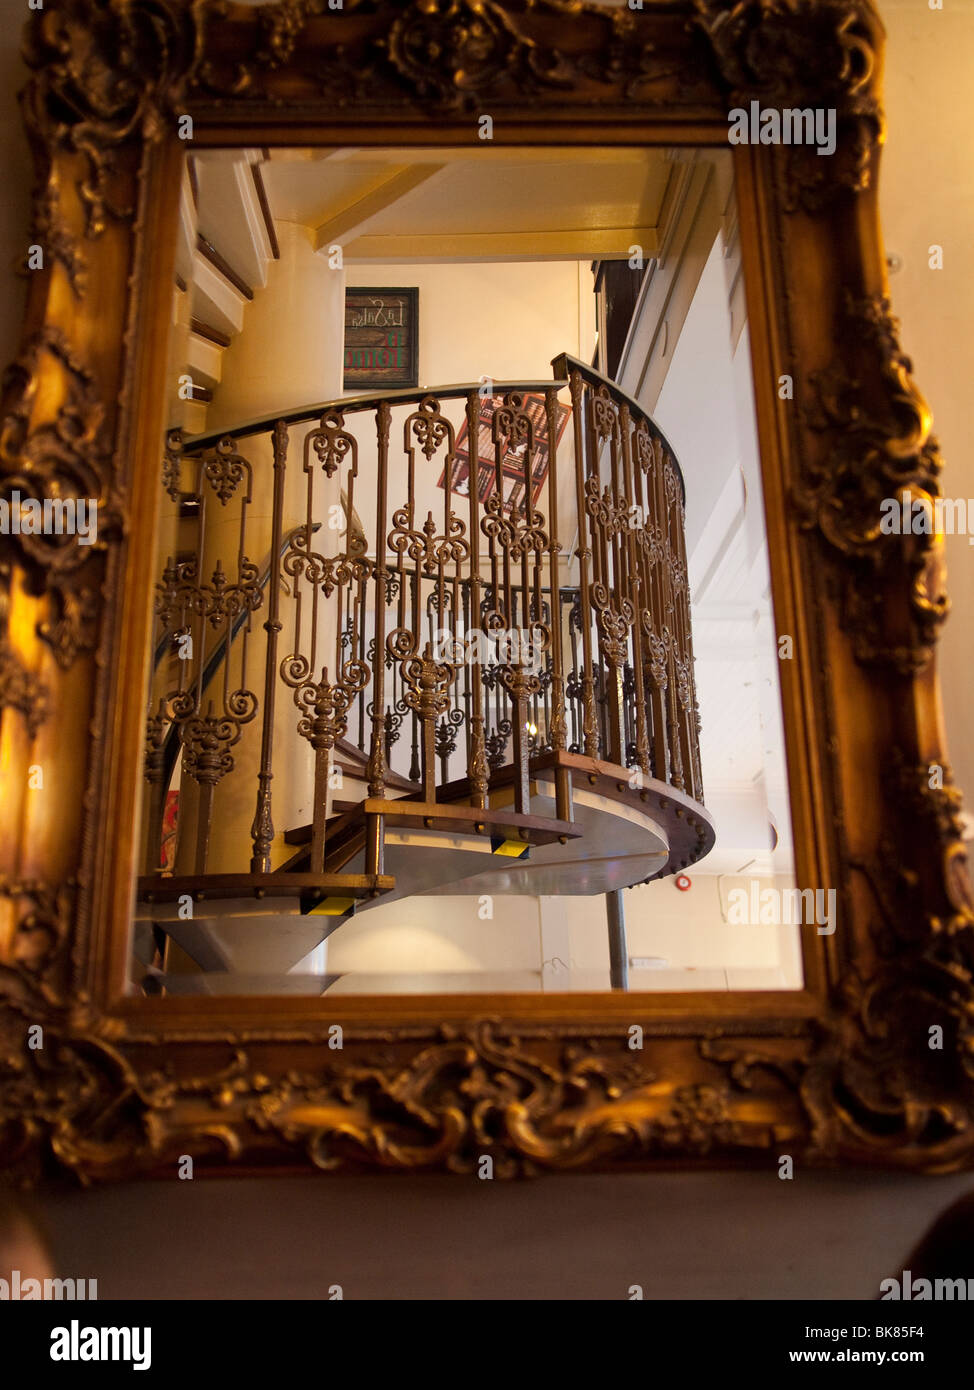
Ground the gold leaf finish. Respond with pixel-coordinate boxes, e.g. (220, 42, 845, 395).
(1, 0, 972, 1182)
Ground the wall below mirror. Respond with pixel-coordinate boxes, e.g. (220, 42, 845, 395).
(130, 144, 804, 998)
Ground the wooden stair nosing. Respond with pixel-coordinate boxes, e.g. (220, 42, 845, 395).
(190, 316, 232, 349)
(196, 232, 255, 301)
(136, 870, 392, 903)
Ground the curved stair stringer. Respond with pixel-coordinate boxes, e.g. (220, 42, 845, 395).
(276, 751, 715, 914)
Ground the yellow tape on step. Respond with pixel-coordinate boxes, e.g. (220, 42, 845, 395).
(490, 838, 530, 859)
(306, 896, 356, 917)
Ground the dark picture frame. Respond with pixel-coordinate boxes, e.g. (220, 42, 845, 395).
(343, 286, 419, 390)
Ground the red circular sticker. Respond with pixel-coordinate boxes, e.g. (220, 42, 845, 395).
(675, 874, 692, 891)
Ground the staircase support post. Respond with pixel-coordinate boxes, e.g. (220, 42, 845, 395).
(365, 810, 384, 878)
(606, 888, 629, 991)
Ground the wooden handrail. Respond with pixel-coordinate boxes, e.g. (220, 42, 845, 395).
(182, 378, 570, 453)
(551, 352, 686, 504)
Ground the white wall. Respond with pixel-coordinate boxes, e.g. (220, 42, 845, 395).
(208, 220, 346, 430)
(616, 228, 801, 986)
(653, 236, 743, 560)
(346, 260, 594, 388)
(340, 259, 591, 585)
(324, 892, 544, 986)
(567, 874, 802, 988)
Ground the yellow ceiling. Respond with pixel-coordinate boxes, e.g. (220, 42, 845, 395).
(262, 146, 673, 263)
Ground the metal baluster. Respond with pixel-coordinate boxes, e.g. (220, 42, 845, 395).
(366, 400, 391, 874)
(544, 385, 572, 819)
(356, 572, 367, 754)
(465, 390, 489, 810)
(568, 373, 599, 757)
(408, 577, 420, 783)
(621, 407, 651, 782)
(637, 426, 669, 782)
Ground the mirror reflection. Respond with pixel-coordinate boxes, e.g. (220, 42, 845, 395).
(129, 144, 802, 996)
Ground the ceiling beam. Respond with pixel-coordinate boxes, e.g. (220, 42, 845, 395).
(311, 147, 661, 166)
(312, 165, 445, 253)
(343, 227, 660, 263)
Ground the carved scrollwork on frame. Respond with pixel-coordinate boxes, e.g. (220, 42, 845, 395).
(4, 0, 974, 1186)
(804, 966, 974, 1168)
(0, 640, 50, 739)
(797, 294, 948, 673)
(0, 329, 119, 681)
(695, 941, 974, 1168)
(381, 0, 576, 112)
(26, 178, 87, 297)
(0, 1016, 802, 1182)
(692, 0, 885, 213)
(191, 0, 709, 113)
(845, 752, 974, 957)
(0, 360, 112, 577)
(36, 585, 100, 671)
(21, 0, 205, 240)
(243, 1023, 783, 1174)
(0, 876, 75, 980)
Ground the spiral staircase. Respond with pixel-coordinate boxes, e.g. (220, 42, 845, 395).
(134, 353, 715, 993)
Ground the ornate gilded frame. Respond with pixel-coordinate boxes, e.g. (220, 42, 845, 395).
(2, 0, 972, 1182)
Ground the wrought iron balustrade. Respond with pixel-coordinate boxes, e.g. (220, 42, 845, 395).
(142, 355, 709, 897)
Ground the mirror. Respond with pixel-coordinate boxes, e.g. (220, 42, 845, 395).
(9, 0, 963, 1185)
(130, 144, 804, 997)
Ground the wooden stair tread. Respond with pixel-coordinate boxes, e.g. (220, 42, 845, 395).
(135, 871, 393, 907)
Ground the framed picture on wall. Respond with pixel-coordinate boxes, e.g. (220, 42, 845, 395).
(343, 287, 419, 390)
